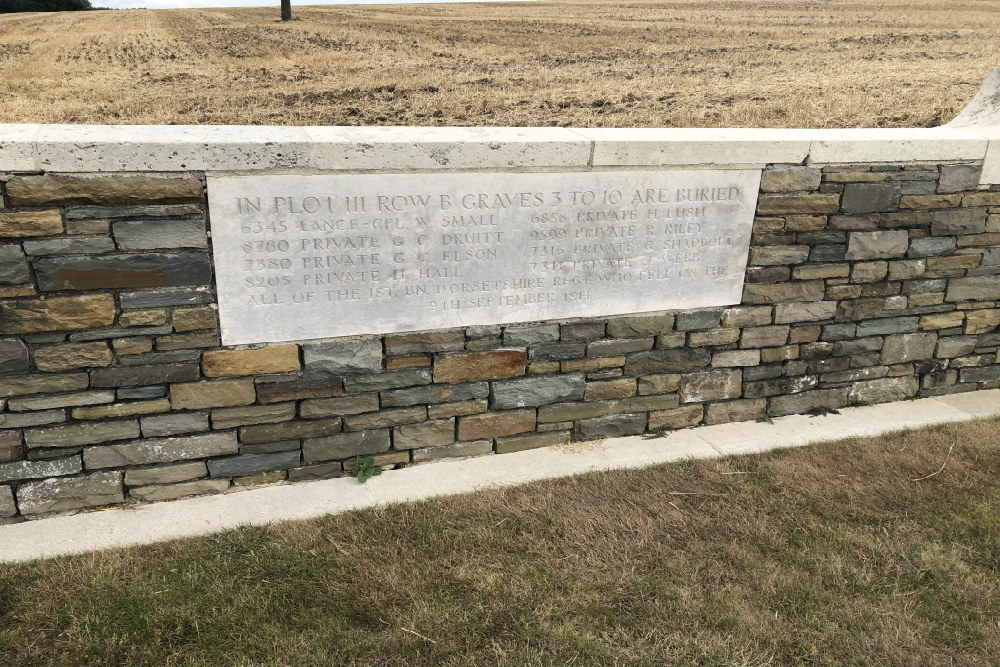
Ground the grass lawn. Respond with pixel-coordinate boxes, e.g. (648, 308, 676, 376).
(1, 417, 999, 666)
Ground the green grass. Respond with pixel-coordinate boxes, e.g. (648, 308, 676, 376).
(2, 418, 999, 666)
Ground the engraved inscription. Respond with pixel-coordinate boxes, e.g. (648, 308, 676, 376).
(208, 171, 761, 345)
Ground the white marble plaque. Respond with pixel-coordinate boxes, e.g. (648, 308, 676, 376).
(207, 170, 761, 345)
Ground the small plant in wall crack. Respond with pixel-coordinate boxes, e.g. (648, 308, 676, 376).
(353, 456, 382, 484)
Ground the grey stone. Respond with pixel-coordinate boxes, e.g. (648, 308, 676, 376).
(902, 279, 947, 295)
(848, 376, 919, 404)
(119, 286, 214, 309)
(750, 246, 810, 266)
(822, 366, 889, 383)
(900, 181, 938, 195)
(833, 338, 883, 356)
(211, 403, 296, 430)
(675, 309, 724, 331)
(938, 165, 982, 193)
(769, 388, 850, 414)
(7, 390, 113, 411)
(931, 208, 988, 236)
(287, 462, 343, 482)
(240, 440, 300, 455)
(0, 245, 30, 284)
(64, 204, 203, 220)
(495, 431, 570, 454)
(529, 342, 586, 361)
(647, 405, 704, 430)
(0, 373, 90, 399)
(24, 420, 139, 449)
(90, 362, 200, 388)
(822, 323, 857, 341)
(947, 276, 1000, 302)
(17, 471, 123, 516)
(774, 301, 837, 324)
(343, 369, 433, 393)
(855, 317, 919, 337)
(129, 479, 230, 502)
(0, 455, 82, 483)
(881, 333, 937, 364)
(117, 386, 168, 400)
(587, 338, 654, 357)
(382, 382, 488, 407)
(239, 417, 342, 445)
(118, 350, 202, 366)
(0, 339, 29, 373)
(936, 337, 978, 358)
(502, 324, 560, 345)
(383, 331, 464, 356)
(743, 375, 817, 398)
(492, 374, 585, 409)
(959, 367, 1000, 383)
(67, 325, 172, 342)
(113, 219, 208, 250)
(606, 313, 673, 338)
(394, 418, 455, 449)
(302, 429, 390, 463)
(844, 230, 908, 260)
(124, 461, 208, 486)
(300, 394, 379, 418)
(574, 413, 646, 440)
(981, 248, 1000, 267)
(22, 237, 116, 256)
(560, 322, 606, 341)
(0, 485, 14, 518)
(680, 369, 742, 403)
(908, 237, 957, 258)
(841, 183, 901, 214)
(343, 406, 426, 431)
(623, 349, 711, 376)
(34, 253, 212, 291)
(140, 412, 209, 437)
(207, 450, 301, 478)
(760, 166, 821, 192)
(413, 439, 493, 461)
(0, 409, 65, 429)
(84, 432, 239, 469)
(810, 244, 846, 262)
(303, 338, 381, 375)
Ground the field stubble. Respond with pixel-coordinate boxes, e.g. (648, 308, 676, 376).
(0, 0, 998, 127)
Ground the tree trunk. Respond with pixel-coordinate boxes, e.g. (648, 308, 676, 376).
(280, 0, 291, 21)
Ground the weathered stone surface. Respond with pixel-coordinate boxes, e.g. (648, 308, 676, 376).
(623, 349, 710, 376)
(856, 317, 919, 337)
(680, 369, 741, 402)
(931, 208, 988, 236)
(343, 369, 432, 393)
(604, 313, 674, 338)
(303, 338, 381, 375)
(757, 194, 840, 215)
(947, 276, 1000, 302)
(433, 349, 527, 383)
(938, 165, 981, 193)
(848, 376, 919, 404)
(829, 214, 878, 230)
(299, 394, 378, 419)
(936, 337, 978, 358)
(23, 237, 116, 256)
(744, 375, 817, 398)
(560, 322, 606, 342)
(207, 450, 300, 478)
(0, 485, 15, 518)
(584, 378, 636, 401)
(287, 462, 342, 482)
(793, 263, 851, 280)
(211, 403, 296, 430)
(34, 253, 213, 291)
(492, 374, 586, 409)
(7, 391, 112, 413)
(674, 309, 724, 331)
(72, 399, 170, 420)
(749, 246, 809, 266)
(588, 338, 655, 357)
(7, 174, 203, 206)
(17, 471, 123, 516)
(841, 183, 901, 214)
(386, 356, 432, 370)
(302, 429, 390, 463)
(710, 350, 760, 368)
(458, 409, 535, 440)
(414, 440, 494, 461)
(119, 286, 214, 309)
(113, 219, 208, 250)
(172, 306, 217, 332)
(909, 237, 956, 258)
(844, 230, 908, 260)
(255, 376, 343, 404)
(774, 301, 837, 324)
(384, 331, 464, 356)
(64, 204, 203, 220)
(704, 398, 767, 425)
(0, 339, 29, 374)
(962, 192, 1000, 207)
(0, 210, 63, 237)
(382, 382, 488, 407)
(119, 309, 169, 327)
(747, 266, 791, 284)
(502, 324, 559, 345)
(0, 455, 81, 483)
(648, 404, 704, 430)
(84, 432, 238, 469)
(959, 367, 1000, 383)
(0, 294, 117, 334)
(721, 306, 772, 328)
(240, 440, 299, 455)
(0, 430, 22, 462)
(574, 412, 646, 439)
(343, 407, 425, 431)
(118, 386, 168, 400)
(202, 345, 300, 377)
(742, 280, 825, 304)
(851, 261, 889, 283)
(124, 461, 207, 486)
(880, 333, 937, 365)
(343, 451, 409, 471)
(129, 478, 230, 502)
(33, 342, 112, 372)
(239, 417, 342, 445)
(760, 166, 821, 192)
(740, 325, 790, 348)
(427, 399, 488, 419)
(965, 309, 1000, 334)
(24, 420, 139, 449)
(494, 431, 570, 454)
(0, 373, 90, 399)
(770, 388, 850, 414)
(0, 245, 30, 285)
(394, 418, 455, 449)
(562, 356, 626, 373)
(91, 362, 201, 388)
(170, 379, 255, 410)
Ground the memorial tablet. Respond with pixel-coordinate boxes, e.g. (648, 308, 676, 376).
(208, 170, 761, 345)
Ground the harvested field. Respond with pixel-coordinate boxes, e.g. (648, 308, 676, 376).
(0, 0, 997, 127)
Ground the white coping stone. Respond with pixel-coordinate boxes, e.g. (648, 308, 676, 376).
(303, 126, 592, 170)
(1, 388, 998, 563)
(0, 124, 41, 172)
(806, 127, 989, 164)
(981, 139, 1000, 185)
(583, 128, 814, 167)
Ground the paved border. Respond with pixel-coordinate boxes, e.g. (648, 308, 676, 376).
(1, 389, 997, 563)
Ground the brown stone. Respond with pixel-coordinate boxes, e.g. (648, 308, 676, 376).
(561, 356, 626, 372)
(584, 378, 636, 401)
(704, 398, 767, 425)
(965, 309, 1000, 334)
(129, 479, 230, 503)
(33, 342, 112, 372)
(1, 373, 90, 398)
(963, 192, 1000, 207)
(742, 280, 825, 305)
(457, 409, 535, 441)
(172, 306, 217, 332)
(0, 286, 36, 298)
(0, 430, 23, 463)
(170, 379, 256, 410)
(119, 309, 169, 327)
(433, 349, 527, 383)
(0, 294, 116, 334)
(394, 418, 456, 449)
(495, 431, 569, 454)
(211, 402, 297, 429)
(688, 328, 740, 347)
(0, 210, 63, 237)
(792, 264, 850, 280)
(680, 369, 742, 403)
(7, 174, 203, 206)
(899, 194, 962, 209)
(427, 399, 489, 419)
(648, 404, 704, 430)
(72, 399, 171, 420)
(757, 194, 841, 215)
(113, 337, 153, 355)
(740, 325, 790, 348)
(344, 406, 426, 431)
(384, 331, 464, 356)
(386, 356, 432, 370)
(721, 306, 772, 328)
(202, 345, 301, 377)
(918, 311, 965, 330)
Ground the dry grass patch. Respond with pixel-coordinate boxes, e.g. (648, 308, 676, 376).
(1, 417, 999, 665)
(0, 0, 998, 127)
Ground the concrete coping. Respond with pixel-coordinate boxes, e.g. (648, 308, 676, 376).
(0, 69, 998, 182)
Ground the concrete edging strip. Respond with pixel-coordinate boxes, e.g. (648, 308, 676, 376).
(1, 389, 998, 563)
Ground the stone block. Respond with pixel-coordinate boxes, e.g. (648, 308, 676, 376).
(202, 345, 301, 377)
(256, 376, 344, 404)
(302, 429, 390, 463)
(947, 276, 1000, 302)
(0, 430, 23, 462)
(23, 237, 116, 256)
(637, 374, 681, 395)
(931, 208, 988, 236)
(721, 306, 772, 327)
(502, 324, 560, 346)
(0, 373, 90, 399)
(674, 309, 724, 331)
(112, 219, 208, 250)
(299, 394, 379, 418)
(959, 367, 1000, 383)
(0, 485, 15, 518)
(170, 377, 259, 410)
(384, 331, 464, 356)
(17, 471, 123, 516)
(344, 369, 431, 393)
(562, 357, 626, 372)
(211, 403, 296, 430)
(749, 246, 810, 266)
(908, 237, 956, 258)
(34, 253, 212, 291)
(6, 174, 203, 206)
(433, 349, 527, 383)
(623, 348, 711, 376)
(492, 374, 585, 409)
(343, 407, 425, 431)
(33, 342, 112, 372)
(119, 309, 169, 327)
(584, 378, 636, 401)
(680, 369, 742, 403)
(936, 337, 978, 358)
(560, 322, 606, 342)
(0, 339, 29, 374)
(64, 204, 203, 220)
(239, 417, 342, 445)
(919, 312, 965, 330)
(962, 192, 1000, 207)
(172, 306, 217, 332)
(744, 375, 817, 398)
(712, 349, 761, 367)
(760, 166, 821, 192)
(0, 455, 82, 483)
(855, 317, 919, 337)
(687, 329, 740, 347)
(747, 266, 790, 283)
(72, 399, 170, 420)
(851, 261, 889, 283)
(129, 479, 230, 502)
(880, 332, 937, 364)
(574, 413, 646, 440)
(899, 194, 962, 209)
(606, 313, 674, 337)
(288, 462, 342, 482)
(91, 362, 200, 389)
(704, 398, 767, 425)
(848, 376, 919, 405)
(23, 420, 139, 449)
(207, 450, 300, 478)
(427, 399, 488, 419)
(774, 301, 837, 324)
(0, 294, 117, 334)
(742, 280, 825, 304)
(124, 461, 207, 486)
(84, 432, 238, 469)
(386, 356, 432, 371)
(965, 309, 1000, 334)
(0, 210, 63, 237)
(156, 332, 220, 351)
(740, 325, 790, 348)
(0, 245, 30, 285)
(757, 194, 840, 215)
(458, 409, 535, 440)
(241, 440, 299, 455)
(529, 342, 586, 361)
(413, 439, 494, 461)
(119, 286, 214, 309)
(938, 165, 981, 193)
(829, 214, 879, 230)
(769, 388, 850, 415)
(394, 418, 455, 449)
(792, 263, 851, 280)
(841, 183, 901, 214)
(648, 404, 703, 430)
(844, 230, 908, 260)
(494, 431, 570, 454)
(7, 391, 112, 413)
(588, 338, 655, 357)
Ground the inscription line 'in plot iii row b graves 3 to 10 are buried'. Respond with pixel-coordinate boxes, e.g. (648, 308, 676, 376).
(207, 170, 761, 346)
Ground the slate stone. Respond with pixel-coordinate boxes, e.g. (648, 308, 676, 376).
(117, 386, 168, 400)
(844, 230, 908, 260)
(946, 276, 1000, 302)
(0, 455, 82, 483)
(760, 166, 821, 192)
(908, 237, 956, 258)
(240, 440, 300, 455)
(90, 362, 200, 388)
(743, 375, 817, 398)
(69, 325, 173, 342)
(848, 376, 919, 404)
(0, 373, 90, 398)
(113, 219, 209, 250)
(0, 485, 15, 518)
(675, 309, 724, 331)
(809, 244, 846, 262)
(457, 409, 535, 440)
(64, 204, 203, 220)
(0, 410, 65, 429)
(299, 394, 379, 418)
(606, 313, 674, 338)
(931, 208, 988, 236)
(624, 348, 711, 376)
(117, 350, 201, 366)
(123, 461, 208, 486)
(211, 403, 297, 430)
(495, 431, 571, 454)
(0, 339, 29, 374)
(492, 374, 585, 409)
(119, 287, 215, 309)
(959, 367, 1000, 383)
(433, 350, 527, 383)
(302, 429, 391, 463)
(83, 432, 239, 469)
(16, 471, 124, 516)
(413, 439, 493, 461)
(239, 417, 342, 445)
(560, 322, 606, 342)
(382, 382, 488, 407)
(502, 324, 560, 345)
(938, 165, 982, 194)
(855, 317, 919, 337)
(22, 237, 116, 256)
(841, 183, 901, 214)
(573, 413, 646, 440)
(0, 245, 30, 284)
(129, 479, 229, 503)
(256, 376, 344, 404)
(383, 331, 464, 356)
(343, 369, 432, 393)
(304, 338, 382, 375)
(207, 450, 301, 478)
(679, 369, 742, 403)
(34, 253, 212, 291)
(24, 420, 140, 449)
(393, 418, 455, 449)
(587, 338, 654, 357)
(704, 398, 767, 425)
